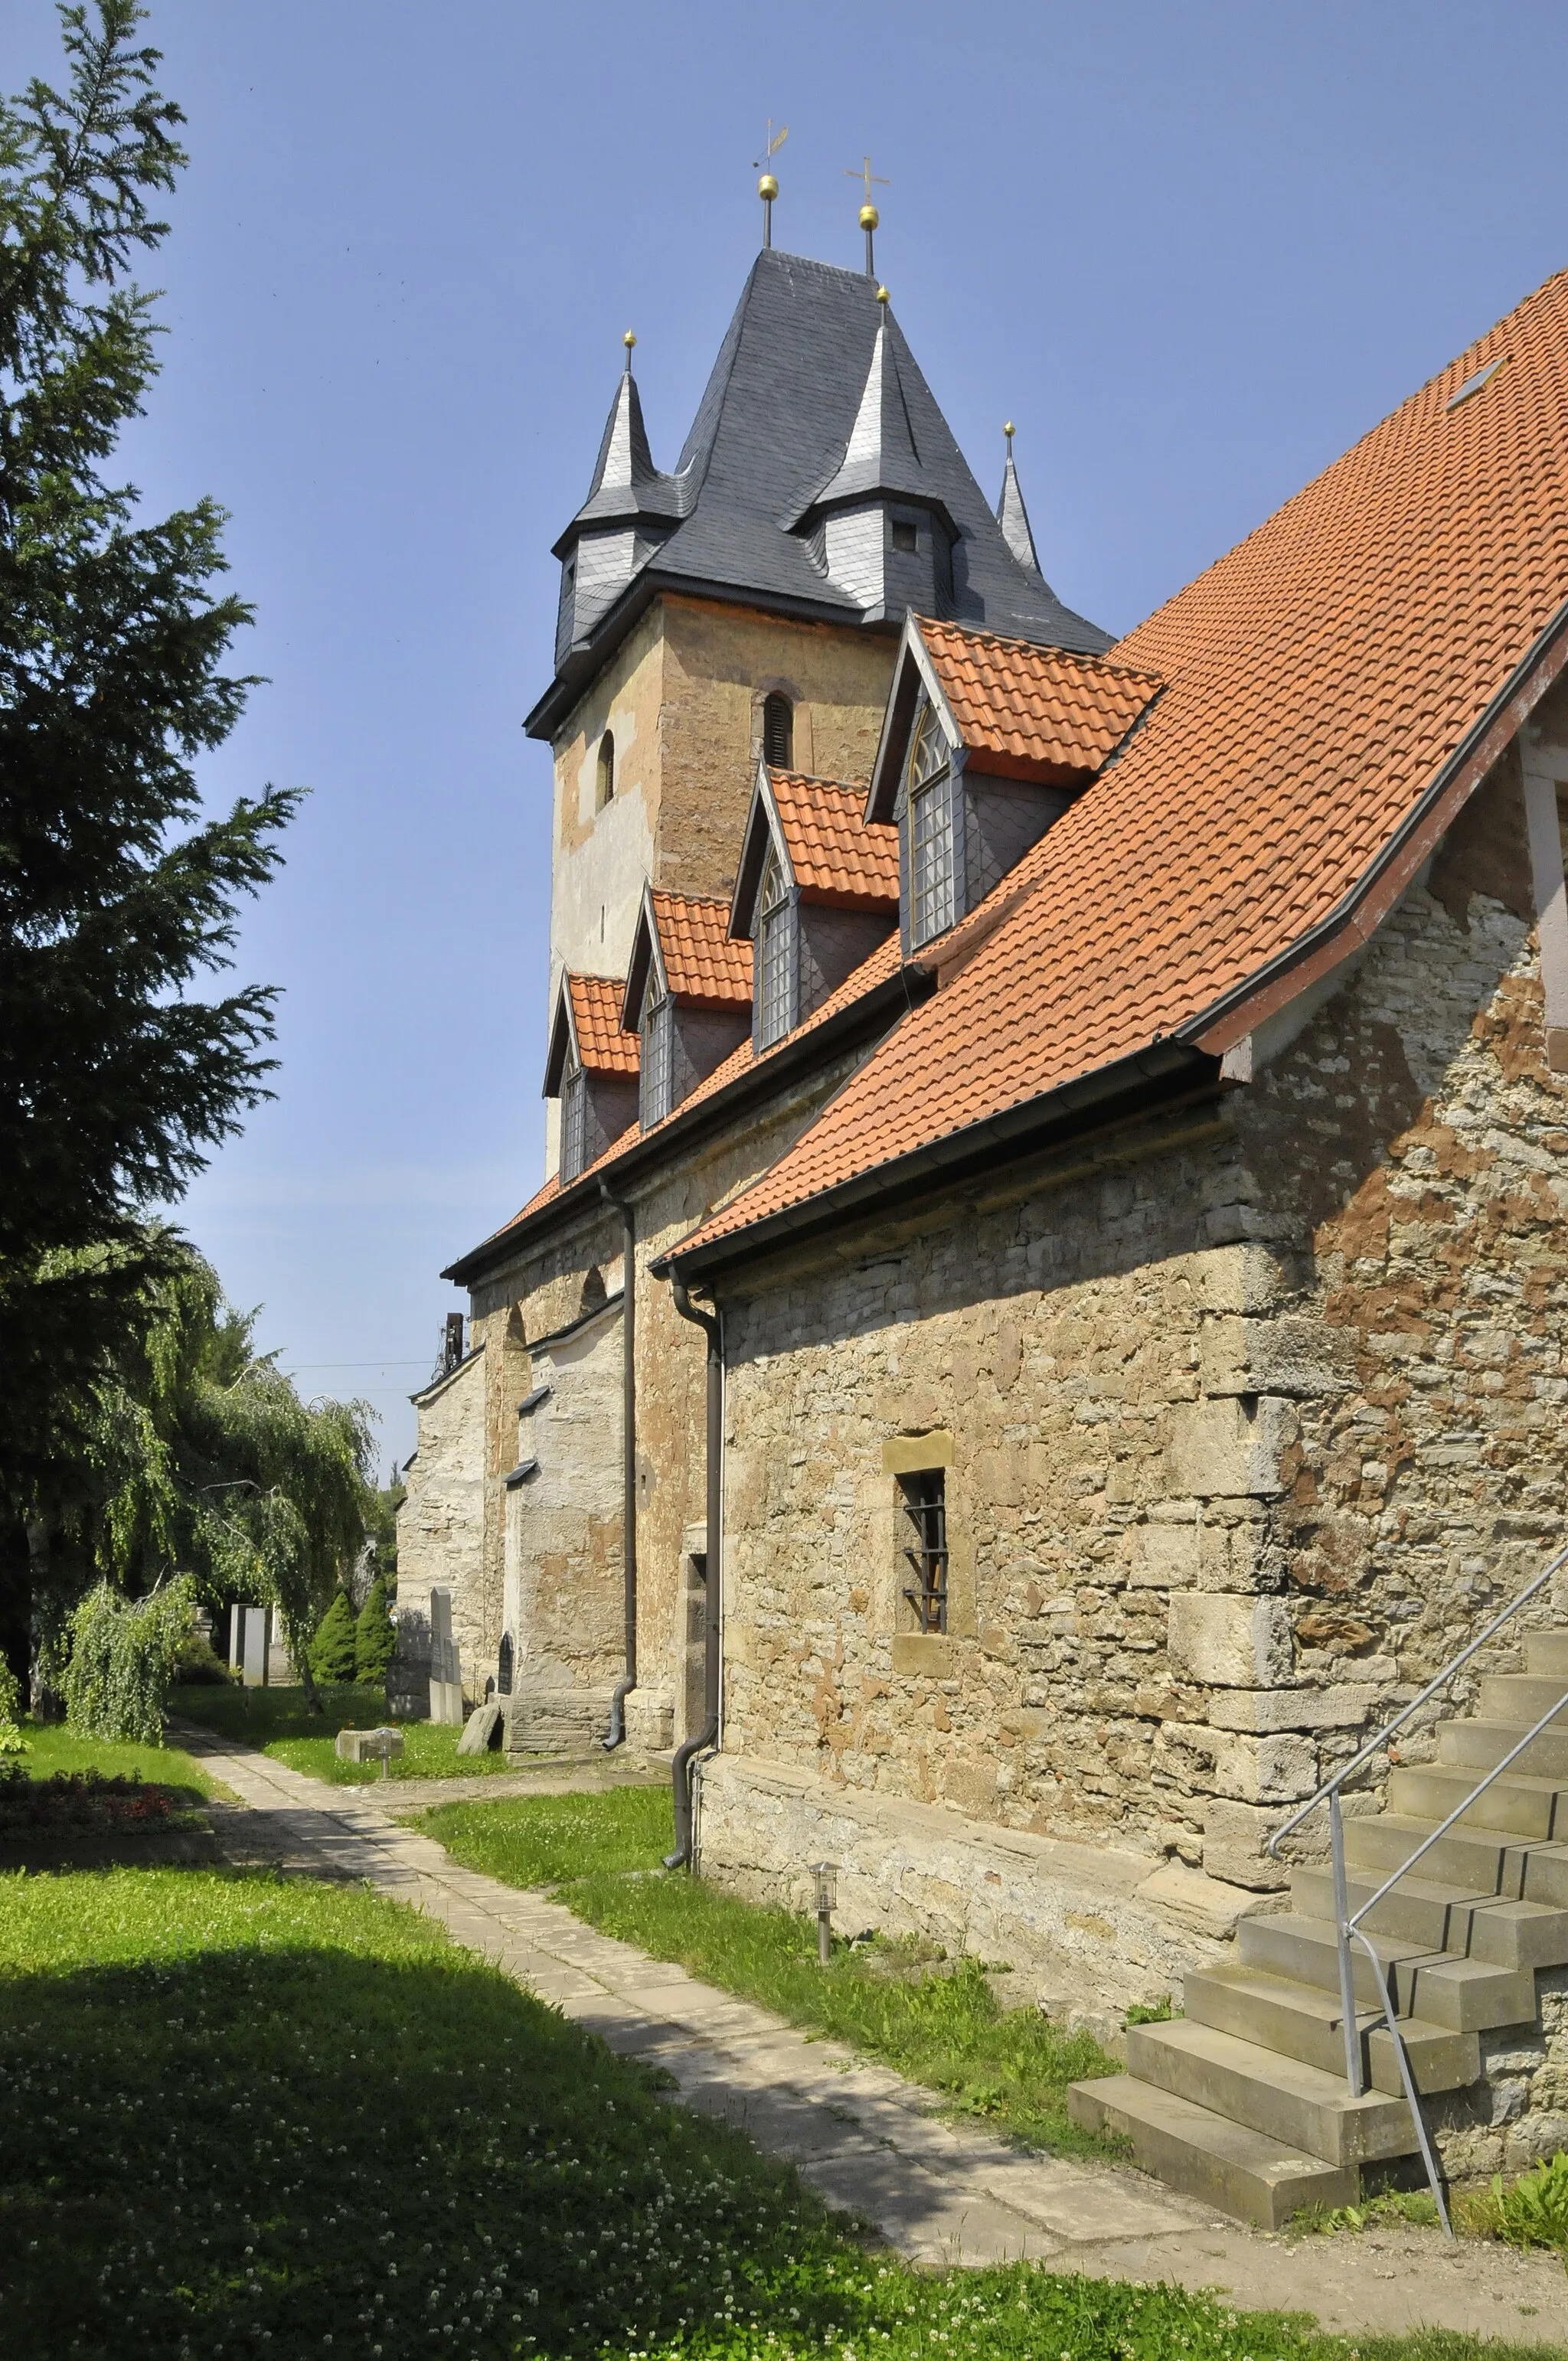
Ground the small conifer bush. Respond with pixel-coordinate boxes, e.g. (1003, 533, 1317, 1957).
(309, 1590, 358, 1684)
(354, 1575, 397, 1685)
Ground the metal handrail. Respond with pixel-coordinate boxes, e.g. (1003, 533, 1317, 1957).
(1265, 1539, 1568, 2239)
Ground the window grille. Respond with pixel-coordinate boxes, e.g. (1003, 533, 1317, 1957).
(756, 841, 794, 1047)
(560, 1062, 587, 1181)
(908, 701, 956, 945)
(642, 991, 674, 1128)
(899, 1470, 948, 1634)
(762, 691, 793, 770)
(596, 730, 616, 809)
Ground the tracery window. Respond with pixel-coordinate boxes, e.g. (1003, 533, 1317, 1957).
(762, 691, 793, 770)
(756, 840, 794, 1049)
(641, 989, 674, 1128)
(907, 700, 956, 945)
(560, 1058, 587, 1182)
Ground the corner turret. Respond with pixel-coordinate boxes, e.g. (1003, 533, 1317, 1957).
(552, 340, 688, 666)
(996, 425, 1043, 580)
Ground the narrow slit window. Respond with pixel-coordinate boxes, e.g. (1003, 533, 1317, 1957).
(560, 1060, 587, 1182)
(898, 1469, 948, 1634)
(756, 840, 794, 1047)
(596, 730, 616, 810)
(763, 691, 793, 770)
(907, 700, 956, 945)
(642, 990, 674, 1128)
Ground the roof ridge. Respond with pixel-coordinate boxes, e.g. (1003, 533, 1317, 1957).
(769, 767, 874, 793)
(918, 615, 1161, 684)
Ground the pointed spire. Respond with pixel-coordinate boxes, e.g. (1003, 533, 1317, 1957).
(808, 307, 926, 510)
(561, 337, 686, 540)
(996, 422, 1042, 578)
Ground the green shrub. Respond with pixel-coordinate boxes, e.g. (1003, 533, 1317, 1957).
(1479, 2149, 1568, 2250)
(62, 1581, 194, 1745)
(308, 1589, 358, 1683)
(174, 1630, 232, 1686)
(0, 1659, 27, 1755)
(353, 1574, 396, 1684)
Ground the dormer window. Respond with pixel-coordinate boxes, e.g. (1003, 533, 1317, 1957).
(596, 731, 616, 810)
(763, 692, 793, 770)
(641, 989, 674, 1128)
(907, 701, 956, 945)
(756, 841, 795, 1048)
(560, 1056, 588, 1182)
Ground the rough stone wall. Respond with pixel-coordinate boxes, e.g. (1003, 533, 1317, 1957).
(711, 746, 1568, 1947)
(397, 1350, 488, 1704)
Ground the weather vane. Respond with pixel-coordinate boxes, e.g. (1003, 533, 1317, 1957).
(753, 120, 788, 250)
(844, 154, 889, 276)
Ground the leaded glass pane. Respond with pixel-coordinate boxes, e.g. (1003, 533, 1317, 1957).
(756, 844, 794, 1047)
(910, 770, 955, 944)
(642, 994, 674, 1128)
(560, 1064, 587, 1181)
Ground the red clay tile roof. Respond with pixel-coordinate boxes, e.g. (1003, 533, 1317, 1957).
(652, 891, 753, 1005)
(672, 266, 1568, 1265)
(918, 621, 1163, 780)
(569, 974, 639, 1075)
(769, 771, 900, 908)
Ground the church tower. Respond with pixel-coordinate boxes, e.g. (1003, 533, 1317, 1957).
(527, 243, 1109, 1174)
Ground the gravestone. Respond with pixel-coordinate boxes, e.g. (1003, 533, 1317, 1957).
(427, 1588, 463, 1726)
(240, 1605, 268, 1689)
(456, 1701, 502, 1755)
(335, 1725, 403, 1770)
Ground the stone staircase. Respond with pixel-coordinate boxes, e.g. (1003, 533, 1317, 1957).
(1068, 1631, 1568, 2227)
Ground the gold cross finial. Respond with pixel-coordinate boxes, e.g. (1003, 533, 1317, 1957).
(753, 120, 788, 248)
(844, 155, 890, 276)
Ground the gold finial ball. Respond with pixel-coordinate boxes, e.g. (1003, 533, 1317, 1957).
(623, 330, 636, 349)
(876, 285, 890, 305)
(858, 203, 879, 231)
(758, 172, 779, 201)
(1004, 420, 1014, 439)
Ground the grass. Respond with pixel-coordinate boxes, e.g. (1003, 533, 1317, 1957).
(1, 1862, 1553, 2361)
(172, 1680, 514, 1781)
(416, 1789, 1125, 2162)
(1297, 2155, 1568, 2253)
(14, 1720, 217, 1801)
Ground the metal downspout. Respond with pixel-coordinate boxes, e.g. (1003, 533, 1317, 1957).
(665, 1278, 722, 1868)
(600, 1183, 637, 1750)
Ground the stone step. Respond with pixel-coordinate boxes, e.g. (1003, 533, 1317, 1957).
(1125, 2016, 1414, 2165)
(1477, 1674, 1568, 1729)
(1290, 1862, 1568, 1969)
(1341, 1809, 1567, 1901)
(1067, 2072, 1356, 2230)
(1184, 1964, 1479, 2095)
(1526, 1632, 1568, 1680)
(1237, 1911, 1537, 2030)
(1387, 1762, 1568, 1841)
(1439, 1716, 1568, 1780)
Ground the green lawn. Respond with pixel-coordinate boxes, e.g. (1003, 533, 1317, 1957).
(172, 1680, 514, 1781)
(1, 1863, 1547, 2361)
(14, 1719, 217, 1800)
(411, 1792, 1111, 2163)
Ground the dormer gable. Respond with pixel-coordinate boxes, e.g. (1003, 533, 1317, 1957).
(730, 761, 900, 1050)
(543, 971, 639, 1182)
(867, 616, 1165, 953)
(622, 887, 752, 1129)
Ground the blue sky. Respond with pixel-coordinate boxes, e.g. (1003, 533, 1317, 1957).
(15, 0, 1568, 1470)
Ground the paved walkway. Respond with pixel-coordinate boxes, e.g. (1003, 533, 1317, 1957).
(174, 1726, 1568, 2344)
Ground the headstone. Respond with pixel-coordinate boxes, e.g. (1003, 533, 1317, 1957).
(335, 1725, 403, 1768)
(241, 1605, 268, 1688)
(228, 1605, 243, 1674)
(456, 1702, 502, 1755)
(427, 1588, 463, 1725)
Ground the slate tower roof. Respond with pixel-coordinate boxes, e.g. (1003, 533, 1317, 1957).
(529, 249, 1110, 737)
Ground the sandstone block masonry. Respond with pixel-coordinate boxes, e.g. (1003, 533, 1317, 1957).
(710, 753, 1568, 1930)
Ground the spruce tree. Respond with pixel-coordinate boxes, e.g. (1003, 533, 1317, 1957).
(309, 1591, 358, 1687)
(354, 1575, 397, 1687)
(0, 5, 297, 1689)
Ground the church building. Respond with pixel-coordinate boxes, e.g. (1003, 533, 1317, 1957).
(400, 215, 1568, 2219)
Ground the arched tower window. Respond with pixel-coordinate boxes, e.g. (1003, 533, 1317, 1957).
(596, 731, 616, 810)
(762, 692, 793, 771)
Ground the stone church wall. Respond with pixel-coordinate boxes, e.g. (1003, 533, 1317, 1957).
(704, 746, 1568, 2015)
(396, 1349, 488, 1707)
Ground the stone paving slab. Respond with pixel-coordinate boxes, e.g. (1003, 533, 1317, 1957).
(169, 1723, 1568, 2343)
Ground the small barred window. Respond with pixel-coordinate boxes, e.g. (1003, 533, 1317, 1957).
(560, 1062, 587, 1182)
(898, 1470, 949, 1634)
(642, 991, 674, 1128)
(908, 701, 956, 945)
(756, 841, 794, 1049)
